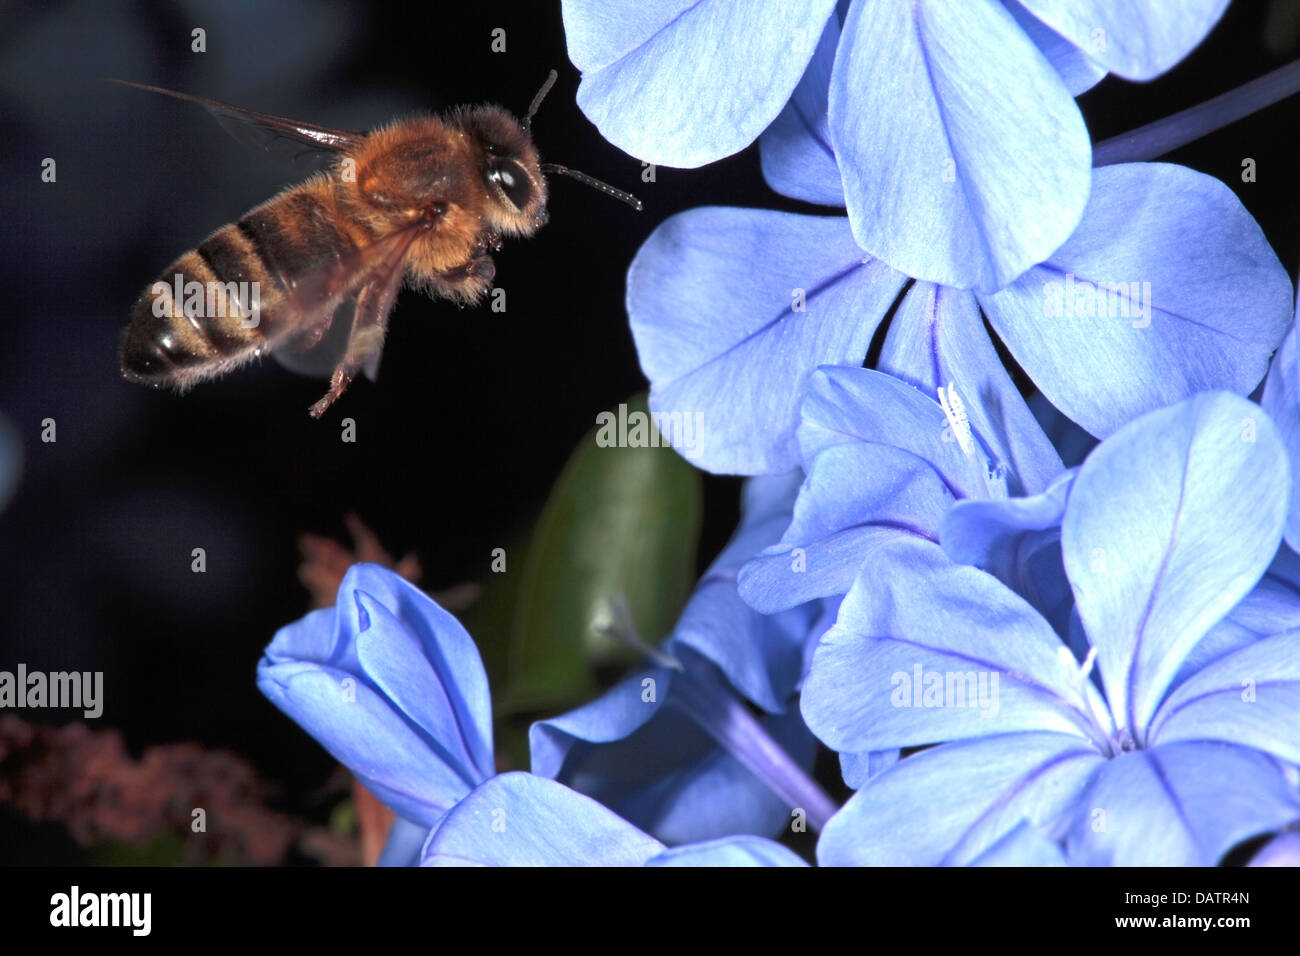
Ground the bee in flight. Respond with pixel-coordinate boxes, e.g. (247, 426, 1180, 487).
(113, 72, 641, 418)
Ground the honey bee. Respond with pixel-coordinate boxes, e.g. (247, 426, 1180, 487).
(113, 72, 640, 418)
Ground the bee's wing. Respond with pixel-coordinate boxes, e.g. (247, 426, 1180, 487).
(272, 298, 384, 383)
(273, 298, 363, 380)
(267, 220, 427, 380)
(106, 79, 366, 169)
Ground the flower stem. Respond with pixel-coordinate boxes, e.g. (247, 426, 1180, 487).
(670, 668, 838, 832)
(1093, 58, 1300, 166)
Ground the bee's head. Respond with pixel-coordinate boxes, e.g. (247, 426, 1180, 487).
(460, 105, 549, 237)
(460, 71, 641, 235)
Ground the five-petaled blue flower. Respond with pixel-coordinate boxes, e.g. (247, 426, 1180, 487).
(737, 364, 1070, 624)
(798, 390, 1300, 865)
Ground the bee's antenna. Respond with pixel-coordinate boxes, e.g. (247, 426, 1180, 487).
(541, 163, 644, 211)
(523, 69, 559, 131)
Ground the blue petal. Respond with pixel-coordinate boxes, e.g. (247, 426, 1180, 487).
(1175, 619, 1269, 690)
(801, 538, 1110, 753)
(741, 361, 1035, 613)
(346, 566, 495, 783)
(1149, 633, 1300, 764)
(832, 0, 1090, 291)
(941, 470, 1075, 624)
(1175, 557, 1300, 683)
(797, 365, 1007, 498)
(1064, 742, 1300, 865)
(255, 660, 468, 826)
(738, 444, 950, 613)
(627, 208, 907, 474)
(968, 819, 1068, 866)
(941, 470, 1073, 567)
(353, 597, 490, 794)
(980, 164, 1294, 438)
(261, 606, 361, 675)
(1262, 321, 1300, 551)
(816, 732, 1103, 866)
(675, 594, 813, 716)
(563, 0, 837, 167)
(376, 817, 431, 867)
(876, 286, 1063, 495)
(1017, 0, 1229, 81)
(646, 836, 808, 866)
(421, 773, 665, 866)
(1062, 392, 1289, 738)
(759, 10, 845, 206)
(1003, 1, 1106, 95)
(531, 666, 676, 780)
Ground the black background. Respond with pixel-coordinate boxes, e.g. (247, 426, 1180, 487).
(0, 0, 1297, 864)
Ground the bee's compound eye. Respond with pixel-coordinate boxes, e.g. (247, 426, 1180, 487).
(487, 158, 533, 210)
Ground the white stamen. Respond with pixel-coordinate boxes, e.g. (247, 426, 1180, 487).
(937, 382, 975, 457)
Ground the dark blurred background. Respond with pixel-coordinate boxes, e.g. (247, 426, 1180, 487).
(0, 0, 1297, 864)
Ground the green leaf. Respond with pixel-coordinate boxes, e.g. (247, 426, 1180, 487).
(501, 394, 702, 713)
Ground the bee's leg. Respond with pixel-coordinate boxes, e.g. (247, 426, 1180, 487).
(309, 368, 359, 419)
(308, 283, 391, 419)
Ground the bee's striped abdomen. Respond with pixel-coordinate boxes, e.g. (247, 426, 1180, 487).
(120, 180, 358, 389)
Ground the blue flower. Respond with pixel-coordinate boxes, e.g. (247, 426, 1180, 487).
(800, 390, 1300, 865)
(628, 161, 1293, 475)
(739, 365, 1066, 615)
(259, 563, 806, 866)
(566, 0, 1228, 289)
(257, 564, 495, 836)
(531, 473, 844, 842)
